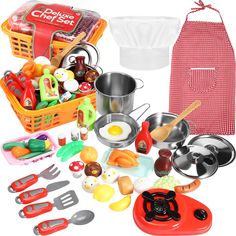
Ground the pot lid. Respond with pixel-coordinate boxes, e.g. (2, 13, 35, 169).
(188, 135, 235, 167)
(172, 145, 218, 179)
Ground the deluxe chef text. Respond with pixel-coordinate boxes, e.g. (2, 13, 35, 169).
(31, 8, 75, 25)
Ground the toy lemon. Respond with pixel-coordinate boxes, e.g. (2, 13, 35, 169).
(93, 184, 115, 202)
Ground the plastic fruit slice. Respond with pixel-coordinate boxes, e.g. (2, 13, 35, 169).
(109, 195, 131, 211)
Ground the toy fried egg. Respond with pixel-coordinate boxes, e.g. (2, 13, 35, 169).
(82, 176, 100, 193)
(101, 167, 119, 184)
(99, 122, 132, 141)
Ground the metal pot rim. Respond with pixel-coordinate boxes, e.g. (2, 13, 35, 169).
(145, 112, 191, 143)
(94, 72, 137, 98)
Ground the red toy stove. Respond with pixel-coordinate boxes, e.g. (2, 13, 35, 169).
(133, 189, 212, 235)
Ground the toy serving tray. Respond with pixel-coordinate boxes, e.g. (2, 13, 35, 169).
(1, 131, 58, 165)
(101, 149, 154, 177)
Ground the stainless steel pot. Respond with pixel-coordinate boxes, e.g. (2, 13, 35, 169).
(94, 103, 150, 148)
(145, 112, 190, 149)
(94, 72, 144, 115)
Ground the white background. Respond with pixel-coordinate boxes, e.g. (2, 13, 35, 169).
(0, 0, 235, 235)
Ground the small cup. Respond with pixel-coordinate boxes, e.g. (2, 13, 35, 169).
(71, 128, 79, 141)
(58, 133, 66, 146)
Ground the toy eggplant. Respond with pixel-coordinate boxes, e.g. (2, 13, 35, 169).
(39, 69, 59, 102)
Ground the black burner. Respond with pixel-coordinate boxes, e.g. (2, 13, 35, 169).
(154, 199, 168, 215)
(142, 190, 181, 222)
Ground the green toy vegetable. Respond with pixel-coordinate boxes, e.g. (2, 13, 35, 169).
(3, 142, 26, 150)
(18, 150, 51, 160)
(36, 101, 49, 110)
(28, 139, 51, 152)
(57, 141, 84, 162)
(47, 100, 58, 107)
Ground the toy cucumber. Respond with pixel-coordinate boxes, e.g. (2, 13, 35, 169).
(18, 150, 51, 160)
(36, 101, 48, 110)
(47, 100, 58, 107)
(57, 141, 84, 162)
(3, 142, 26, 150)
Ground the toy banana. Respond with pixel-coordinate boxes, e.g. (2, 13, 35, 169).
(109, 195, 131, 211)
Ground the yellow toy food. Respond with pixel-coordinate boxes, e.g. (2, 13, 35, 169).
(80, 146, 98, 164)
(93, 184, 115, 202)
(109, 195, 131, 211)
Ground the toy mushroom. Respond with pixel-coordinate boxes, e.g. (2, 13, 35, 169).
(69, 161, 85, 178)
(79, 82, 92, 93)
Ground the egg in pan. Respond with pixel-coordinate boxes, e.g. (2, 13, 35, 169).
(99, 121, 132, 141)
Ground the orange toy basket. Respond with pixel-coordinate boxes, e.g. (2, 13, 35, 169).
(0, 79, 96, 133)
(1, 19, 107, 60)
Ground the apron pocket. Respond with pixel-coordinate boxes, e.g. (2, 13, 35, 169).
(188, 68, 216, 93)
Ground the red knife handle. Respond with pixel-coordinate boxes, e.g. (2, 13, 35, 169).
(9, 174, 38, 193)
(17, 188, 48, 204)
(20, 202, 53, 218)
(35, 218, 69, 235)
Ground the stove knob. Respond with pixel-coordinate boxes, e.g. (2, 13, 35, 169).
(194, 209, 208, 220)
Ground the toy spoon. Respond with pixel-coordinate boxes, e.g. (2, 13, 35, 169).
(33, 210, 95, 235)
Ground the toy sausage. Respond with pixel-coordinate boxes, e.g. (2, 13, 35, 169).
(174, 179, 201, 194)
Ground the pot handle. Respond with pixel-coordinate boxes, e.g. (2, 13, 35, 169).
(68, 46, 92, 65)
(129, 103, 150, 121)
(135, 78, 144, 90)
(80, 41, 100, 67)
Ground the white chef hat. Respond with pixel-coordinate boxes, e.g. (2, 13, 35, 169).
(110, 16, 180, 70)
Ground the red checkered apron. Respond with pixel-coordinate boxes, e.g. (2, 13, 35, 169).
(169, 1, 235, 135)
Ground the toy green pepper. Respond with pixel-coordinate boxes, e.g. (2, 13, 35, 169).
(28, 139, 51, 152)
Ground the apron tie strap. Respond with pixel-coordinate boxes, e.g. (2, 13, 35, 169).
(191, 0, 212, 12)
(186, 0, 223, 22)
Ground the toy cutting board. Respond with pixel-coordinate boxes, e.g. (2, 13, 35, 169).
(100, 149, 154, 177)
(24, 3, 82, 59)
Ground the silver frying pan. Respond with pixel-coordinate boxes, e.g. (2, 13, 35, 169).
(94, 103, 150, 148)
